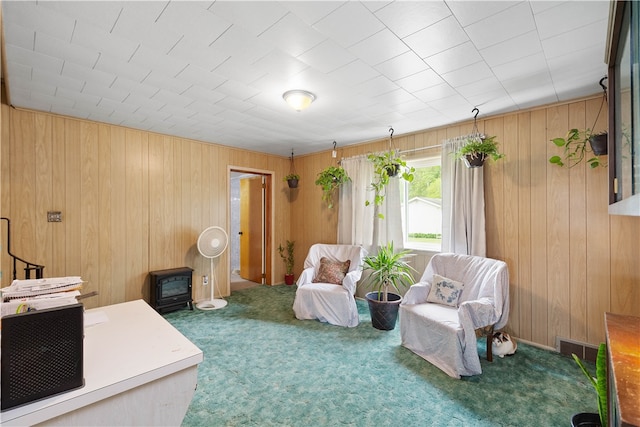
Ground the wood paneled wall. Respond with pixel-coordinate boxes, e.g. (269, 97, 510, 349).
(2, 94, 639, 349)
(291, 95, 640, 348)
(0, 105, 292, 309)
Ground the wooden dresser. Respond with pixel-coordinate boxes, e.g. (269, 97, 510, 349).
(605, 313, 640, 427)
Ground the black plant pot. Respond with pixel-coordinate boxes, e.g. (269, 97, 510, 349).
(287, 178, 299, 188)
(385, 164, 400, 177)
(589, 133, 608, 156)
(365, 291, 402, 330)
(571, 413, 601, 427)
(463, 153, 486, 168)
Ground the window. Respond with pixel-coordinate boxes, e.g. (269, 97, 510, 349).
(400, 157, 441, 251)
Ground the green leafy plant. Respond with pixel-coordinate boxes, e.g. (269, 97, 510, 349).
(454, 135, 505, 164)
(572, 343, 608, 427)
(549, 129, 606, 169)
(366, 151, 415, 218)
(283, 173, 300, 181)
(277, 240, 295, 275)
(315, 165, 350, 208)
(361, 241, 415, 302)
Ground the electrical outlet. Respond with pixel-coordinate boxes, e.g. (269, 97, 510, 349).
(202, 275, 209, 286)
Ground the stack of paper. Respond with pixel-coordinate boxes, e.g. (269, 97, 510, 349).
(0, 276, 83, 317)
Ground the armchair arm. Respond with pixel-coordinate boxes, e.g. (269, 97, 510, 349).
(457, 297, 498, 329)
(400, 283, 431, 305)
(342, 270, 359, 295)
(296, 267, 315, 287)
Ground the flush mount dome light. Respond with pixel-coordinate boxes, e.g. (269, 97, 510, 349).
(283, 90, 316, 111)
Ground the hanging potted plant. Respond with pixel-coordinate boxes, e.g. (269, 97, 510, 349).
(550, 77, 609, 169)
(284, 173, 300, 188)
(571, 343, 607, 427)
(361, 241, 415, 330)
(454, 135, 505, 168)
(315, 165, 350, 208)
(277, 240, 295, 285)
(365, 150, 414, 218)
(549, 128, 607, 169)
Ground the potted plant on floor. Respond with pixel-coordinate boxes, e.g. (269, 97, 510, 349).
(366, 150, 415, 218)
(454, 135, 505, 168)
(315, 165, 350, 208)
(571, 343, 607, 427)
(284, 173, 300, 188)
(278, 240, 295, 285)
(361, 241, 415, 330)
(549, 129, 607, 169)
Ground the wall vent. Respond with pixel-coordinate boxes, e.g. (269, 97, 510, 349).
(556, 337, 599, 363)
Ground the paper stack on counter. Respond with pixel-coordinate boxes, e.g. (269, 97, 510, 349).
(0, 276, 84, 317)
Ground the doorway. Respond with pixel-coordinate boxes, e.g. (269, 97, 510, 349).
(229, 169, 273, 292)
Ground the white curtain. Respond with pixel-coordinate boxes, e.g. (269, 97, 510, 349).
(441, 136, 486, 256)
(337, 155, 404, 252)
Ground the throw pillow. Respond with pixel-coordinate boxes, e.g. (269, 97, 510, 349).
(426, 274, 464, 307)
(312, 257, 351, 285)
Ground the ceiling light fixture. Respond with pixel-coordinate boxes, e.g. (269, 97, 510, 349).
(283, 90, 316, 111)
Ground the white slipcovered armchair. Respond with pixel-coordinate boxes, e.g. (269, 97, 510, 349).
(399, 253, 509, 378)
(293, 244, 367, 327)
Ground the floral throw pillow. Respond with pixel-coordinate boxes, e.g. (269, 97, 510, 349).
(426, 274, 464, 307)
(312, 257, 351, 285)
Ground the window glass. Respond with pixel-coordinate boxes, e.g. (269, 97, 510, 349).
(400, 157, 441, 251)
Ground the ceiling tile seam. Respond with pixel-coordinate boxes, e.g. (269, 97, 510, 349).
(109, 7, 124, 34)
(154, 1, 172, 24)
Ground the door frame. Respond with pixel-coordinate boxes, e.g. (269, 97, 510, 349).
(228, 166, 274, 286)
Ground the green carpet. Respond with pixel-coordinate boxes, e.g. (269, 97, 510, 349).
(164, 285, 596, 427)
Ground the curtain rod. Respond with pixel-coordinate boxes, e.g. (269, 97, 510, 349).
(398, 143, 442, 155)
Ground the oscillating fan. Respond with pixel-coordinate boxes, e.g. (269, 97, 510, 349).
(196, 226, 229, 310)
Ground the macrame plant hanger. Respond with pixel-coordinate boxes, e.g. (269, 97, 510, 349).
(589, 76, 608, 155)
(286, 149, 299, 189)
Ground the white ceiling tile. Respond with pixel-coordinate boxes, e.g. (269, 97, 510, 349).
(62, 62, 115, 88)
(535, 1, 610, 40)
(35, 33, 100, 69)
(94, 54, 150, 83)
(215, 80, 261, 102)
(130, 46, 189, 79)
(374, 1, 451, 39)
(456, 76, 505, 99)
(113, 78, 159, 100)
(441, 61, 493, 87)
(297, 39, 356, 74)
(3, 1, 75, 42)
(479, 30, 542, 68)
(396, 69, 444, 93)
(209, 25, 272, 65)
(403, 15, 468, 58)
(72, 22, 139, 62)
(167, 38, 229, 72)
(37, 0, 123, 32)
(143, 72, 193, 95)
(4, 23, 35, 51)
(425, 41, 482, 75)
(32, 68, 84, 92)
(156, 2, 232, 45)
(175, 64, 227, 91)
(375, 51, 429, 82)
(529, 1, 564, 14)
(251, 49, 310, 80)
(541, 20, 607, 60)
(464, 2, 536, 50)
(348, 29, 409, 67)
(361, 1, 392, 13)
(355, 75, 397, 98)
(259, 13, 326, 57)
(445, 1, 520, 27)
(112, 5, 185, 53)
(328, 60, 379, 87)
(282, 2, 345, 26)
(5, 44, 64, 75)
(313, 2, 384, 48)
(209, 1, 289, 36)
(414, 83, 457, 103)
(492, 52, 548, 81)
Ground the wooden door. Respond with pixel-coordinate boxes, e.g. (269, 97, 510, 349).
(240, 176, 264, 283)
